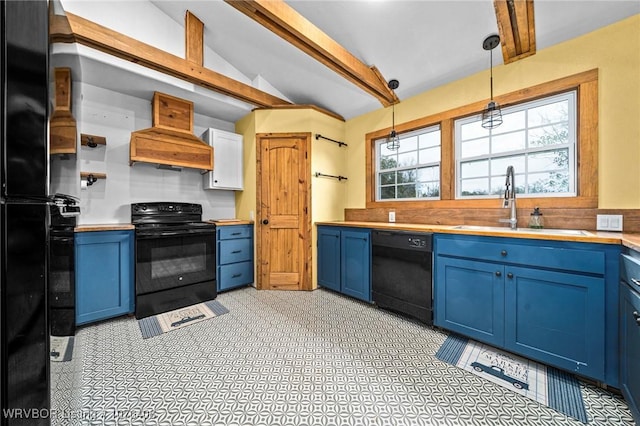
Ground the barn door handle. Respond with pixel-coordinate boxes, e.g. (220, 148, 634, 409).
(262, 219, 269, 225)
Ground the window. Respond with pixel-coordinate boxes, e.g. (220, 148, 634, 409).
(365, 69, 598, 209)
(455, 91, 576, 199)
(376, 125, 441, 201)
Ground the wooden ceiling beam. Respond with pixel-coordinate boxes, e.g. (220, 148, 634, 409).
(494, 0, 536, 64)
(185, 11, 204, 66)
(49, 11, 293, 109)
(225, 0, 399, 106)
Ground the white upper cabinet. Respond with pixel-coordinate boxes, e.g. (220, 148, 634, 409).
(202, 128, 244, 191)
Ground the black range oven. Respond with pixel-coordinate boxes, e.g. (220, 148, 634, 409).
(132, 202, 217, 319)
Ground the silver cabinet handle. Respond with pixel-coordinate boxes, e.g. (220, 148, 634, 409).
(631, 278, 640, 287)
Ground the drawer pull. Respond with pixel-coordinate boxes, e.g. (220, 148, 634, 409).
(507, 272, 514, 279)
(633, 311, 640, 320)
(231, 232, 242, 236)
(500, 250, 507, 257)
(631, 278, 640, 287)
(495, 271, 502, 277)
(232, 273, 242, 278)
(232, 250, 242, 254)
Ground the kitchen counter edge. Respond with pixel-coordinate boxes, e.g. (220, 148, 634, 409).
(75, 224, 136, 232)
(315, 221, 640, 249)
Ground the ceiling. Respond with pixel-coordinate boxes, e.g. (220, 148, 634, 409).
(63, 1, 640, 123)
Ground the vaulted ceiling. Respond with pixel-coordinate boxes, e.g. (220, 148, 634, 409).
(53, 0, 639, 122)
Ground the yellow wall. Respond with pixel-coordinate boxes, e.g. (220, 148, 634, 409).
(235, 109, 346, 288)
(345, 14, 640, 209)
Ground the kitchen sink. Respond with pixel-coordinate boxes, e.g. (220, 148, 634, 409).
(452, 225, 591, 236)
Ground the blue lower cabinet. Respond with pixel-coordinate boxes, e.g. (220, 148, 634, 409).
(434, 233, 620, 386)
(317, 226, 371, 302)
(504, 266, 605, 380)
(317, 227, 341, 292)
(216, 224, 254, 292)
(620, 253, 640, 424)
(75, 230, 134, 325)
(434, 256, 504, 347)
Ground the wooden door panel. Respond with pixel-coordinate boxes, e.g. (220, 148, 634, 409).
(257, 133, 311, 290)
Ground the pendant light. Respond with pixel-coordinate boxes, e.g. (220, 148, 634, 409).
(386, 79, 400, 150)
(481, 34, 503, 129)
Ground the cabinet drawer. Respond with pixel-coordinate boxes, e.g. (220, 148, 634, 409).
(437, 236, 604, 274)
(218, 238, 252, 265)
(218, 225, 252, 240)
(219, 261, 253, 290)
(621, 254, 640, 289)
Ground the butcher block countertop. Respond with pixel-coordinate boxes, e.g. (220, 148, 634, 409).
(206, 220, 254, 226)
(316, 221, 640, 250)
(75, 224, 135, 232)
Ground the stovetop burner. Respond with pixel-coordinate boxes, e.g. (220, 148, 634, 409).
(131, 202, 215, 237)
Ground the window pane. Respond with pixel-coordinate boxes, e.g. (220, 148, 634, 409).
(397, 135, 418, 153)
(528, 149, 569, 173)
(379, 143, 396, 157)
(380, 171, 395, 185)
(417, 166, 439, 182)
(460, 138, 489, 159)
(380, 186, 395, 199)
(528, 171, 570, 193)
(460, 178, 489, 196)
(528, 99, 569, 127)
(461, 160, 488, 178)
(379, 155, 397, 170)
(492, 131, 526, 154)
(419, 146, 440, 163)
(490, 110, 525, 135)
(397, 170, 416, 184)
(419, 132, 440, 148)
(460, 119, 489, 140)
(397, 184, 416, 199)
(491, 155, 525, 175)
(397, 151, 418, 167)
(417, 183, 439, 198)
(529, 123, 569, 148)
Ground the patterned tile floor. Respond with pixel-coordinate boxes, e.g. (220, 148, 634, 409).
(51, 287, 635, 426)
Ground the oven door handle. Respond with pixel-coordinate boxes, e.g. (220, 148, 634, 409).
(136, 229, 216, 238)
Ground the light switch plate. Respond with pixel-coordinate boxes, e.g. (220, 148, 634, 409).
(596, 214, 623, 231)
(388, 211, 396, 223)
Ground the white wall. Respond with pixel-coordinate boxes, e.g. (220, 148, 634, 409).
(52, 83, 238, 224)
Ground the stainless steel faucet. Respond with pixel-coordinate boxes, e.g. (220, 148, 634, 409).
(499, 165, 517, 229)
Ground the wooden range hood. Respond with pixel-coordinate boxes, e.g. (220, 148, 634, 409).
(130, 92, 213, 171)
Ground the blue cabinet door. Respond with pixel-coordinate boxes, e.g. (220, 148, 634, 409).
(75, 231, 134, 325)
(434, 256, 505, 347)
(504, 266, 605, 380)
(317, 226, 341, 292)
(341, 229, 371, 302)
(620, 281, 640, 424)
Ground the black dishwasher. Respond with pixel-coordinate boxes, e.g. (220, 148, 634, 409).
(372, 230, 433, 324)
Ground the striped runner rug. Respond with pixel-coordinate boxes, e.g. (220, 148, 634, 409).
(138, 300, 229, 339)
(436, 333, 588, 423)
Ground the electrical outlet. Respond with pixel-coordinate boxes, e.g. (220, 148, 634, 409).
(388, 211, 396, 223)
(596, 214, 623, 231)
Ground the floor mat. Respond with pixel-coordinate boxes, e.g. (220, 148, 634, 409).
(50, 336, 74, 362)
(138, 299, 229, 339)
(436, 333, 588, 423)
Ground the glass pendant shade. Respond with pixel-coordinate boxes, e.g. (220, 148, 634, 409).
(386, 129, 400, 151)
(481, 101, 503, 129)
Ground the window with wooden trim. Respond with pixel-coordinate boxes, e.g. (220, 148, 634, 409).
(455, 91, 577, 199)
(375, 125, 441, 201)
(365, 69, 598, 210)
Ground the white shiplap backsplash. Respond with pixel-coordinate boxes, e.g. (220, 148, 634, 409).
(51, 83, 238, 225)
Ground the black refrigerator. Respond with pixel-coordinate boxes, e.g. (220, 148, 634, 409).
(1, 1, 50, 425)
